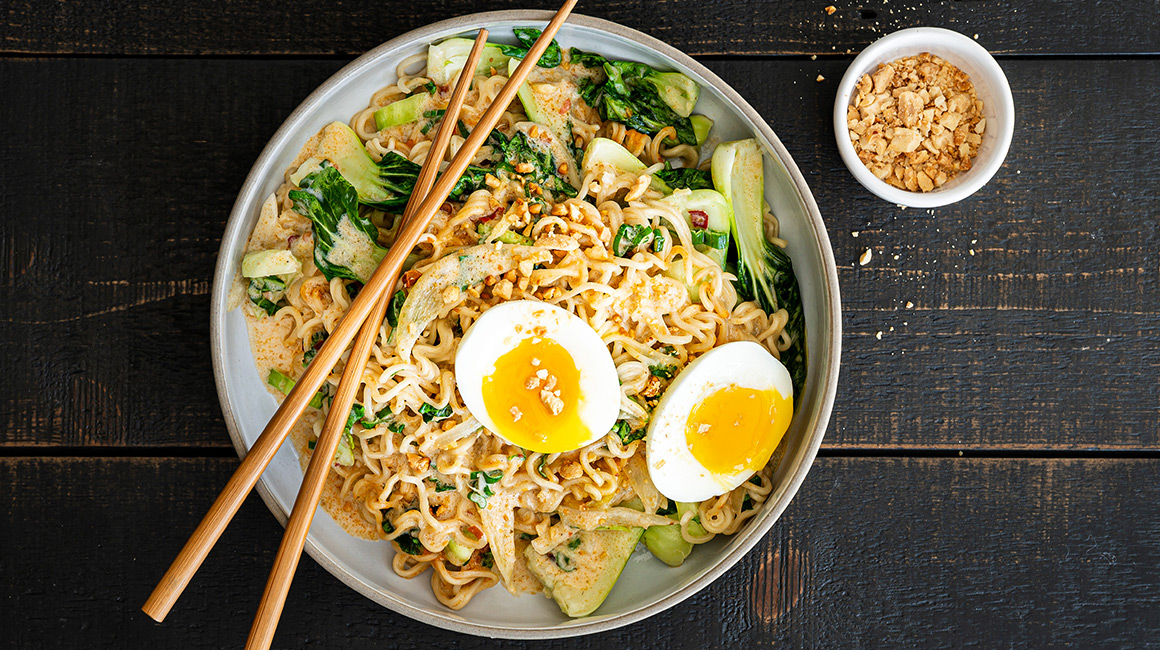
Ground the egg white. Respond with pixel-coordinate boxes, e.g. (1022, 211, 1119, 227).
(454, 300, 621, 451)
(646, 341, 794, 503)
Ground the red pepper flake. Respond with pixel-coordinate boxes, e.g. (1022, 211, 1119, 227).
(478, 206, 502, 223)
(689, 210, 709, 229)
(402, 269, 422, 288)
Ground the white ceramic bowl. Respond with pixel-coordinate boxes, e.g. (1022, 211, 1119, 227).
(833, 27, 1015, 208)
(210, 10, 841, 639)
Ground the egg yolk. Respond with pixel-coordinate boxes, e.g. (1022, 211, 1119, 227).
(481, 336, 590, 453)
(684, 384, 793, 475)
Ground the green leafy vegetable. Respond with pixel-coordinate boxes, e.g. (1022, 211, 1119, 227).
(266, 369, 325, 409)
(480, 550, 495, 568)
(567, 536, 582, 550)
(394, 530, 424, 555)
(496, 28, 562, 68)
(424, 81, 437, 95)
(302, 330, 327, 366)
(691, 228, 730, 251)
(386, 289, 407, 328)
(419, 403, 453, 422)
(656, 500, 677, 516)
(572, 49, 701, 145)
(449, 165, 492, 200)
(712, 139, 807, 397)
(489, 130, 577, 199)
(290, 163, 388, 283)
(655, 167, 714, 191)
(611, 224, 666, 257)
(388, 422, 405, 435)
(477, 222, 533, 245)
(247, 276, 287, 316)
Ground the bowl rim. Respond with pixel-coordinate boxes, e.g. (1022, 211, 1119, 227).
(832, 26, 1015, 208)
(209, 9, 842, 639)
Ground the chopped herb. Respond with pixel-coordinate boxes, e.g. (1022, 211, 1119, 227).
(468, 469, 504, 508)
(567, 536, 582, 550)
(358, 405, 393, 428)
(611, 420, 646, 445)
(657, 499, 677, 516)
(382, 518, 395, 535)
(457, 119, 470, 139)
(741, 493, 754, 512)
(346, 280, 363, 299)
(426, 476, 457, 492)
(649, 364, 678, 380)
(307, 439, 317, 450)
(537, 455, 549, 479)
(424, 81, 437, 95)
(518, 532, 535, 541)
(388, 422, 406, 435)
(419, 403, 453, 422)
(749, 475, 763, 486)
(480, 550, 495, 568)
(553, 551, 576, 572)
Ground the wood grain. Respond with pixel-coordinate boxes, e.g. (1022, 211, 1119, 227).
(4, 0, 1159, 56)
(2, 456, 1157, 648)
(2, 56, 1156, 450)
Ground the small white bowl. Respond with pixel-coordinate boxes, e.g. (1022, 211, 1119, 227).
(833, 27, 1015, 208)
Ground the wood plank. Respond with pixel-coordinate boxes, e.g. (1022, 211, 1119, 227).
(4, 0, 1160, 56)
(2, 456, 1157, 648)
(1, 57, 1156, 450)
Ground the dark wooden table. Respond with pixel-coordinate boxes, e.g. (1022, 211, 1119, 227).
(3, 1, 1158, 647)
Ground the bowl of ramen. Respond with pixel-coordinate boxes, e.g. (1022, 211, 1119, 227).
(211, 10, 841, 638)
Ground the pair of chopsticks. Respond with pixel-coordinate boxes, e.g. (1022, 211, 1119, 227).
(142, 2, 577, 647)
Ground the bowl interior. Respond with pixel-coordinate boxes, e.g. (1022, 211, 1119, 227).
(835, 28, 1013, 205)
(211, 11, 839, 638)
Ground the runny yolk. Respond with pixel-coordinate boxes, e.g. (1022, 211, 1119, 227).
(684, 384, 793, 475)
(481, 336, 589, 453)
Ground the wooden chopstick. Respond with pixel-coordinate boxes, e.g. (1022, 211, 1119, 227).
(142, 0, 577, 624)
(242, 30, 490, 650)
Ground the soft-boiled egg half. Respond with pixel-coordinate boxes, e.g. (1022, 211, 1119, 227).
(646, 341, 794, 503)
(455, 300, 621, 453)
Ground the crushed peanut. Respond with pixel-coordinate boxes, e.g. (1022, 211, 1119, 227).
(559, 462, 584, 480)
(515, 161, 534, 174)
(407, 453, 430, 473)
(825, 5, 837, 14)
(539, 388, 565, 415)
(847, 52, 985, 192)
(859, 248, 873, 266)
